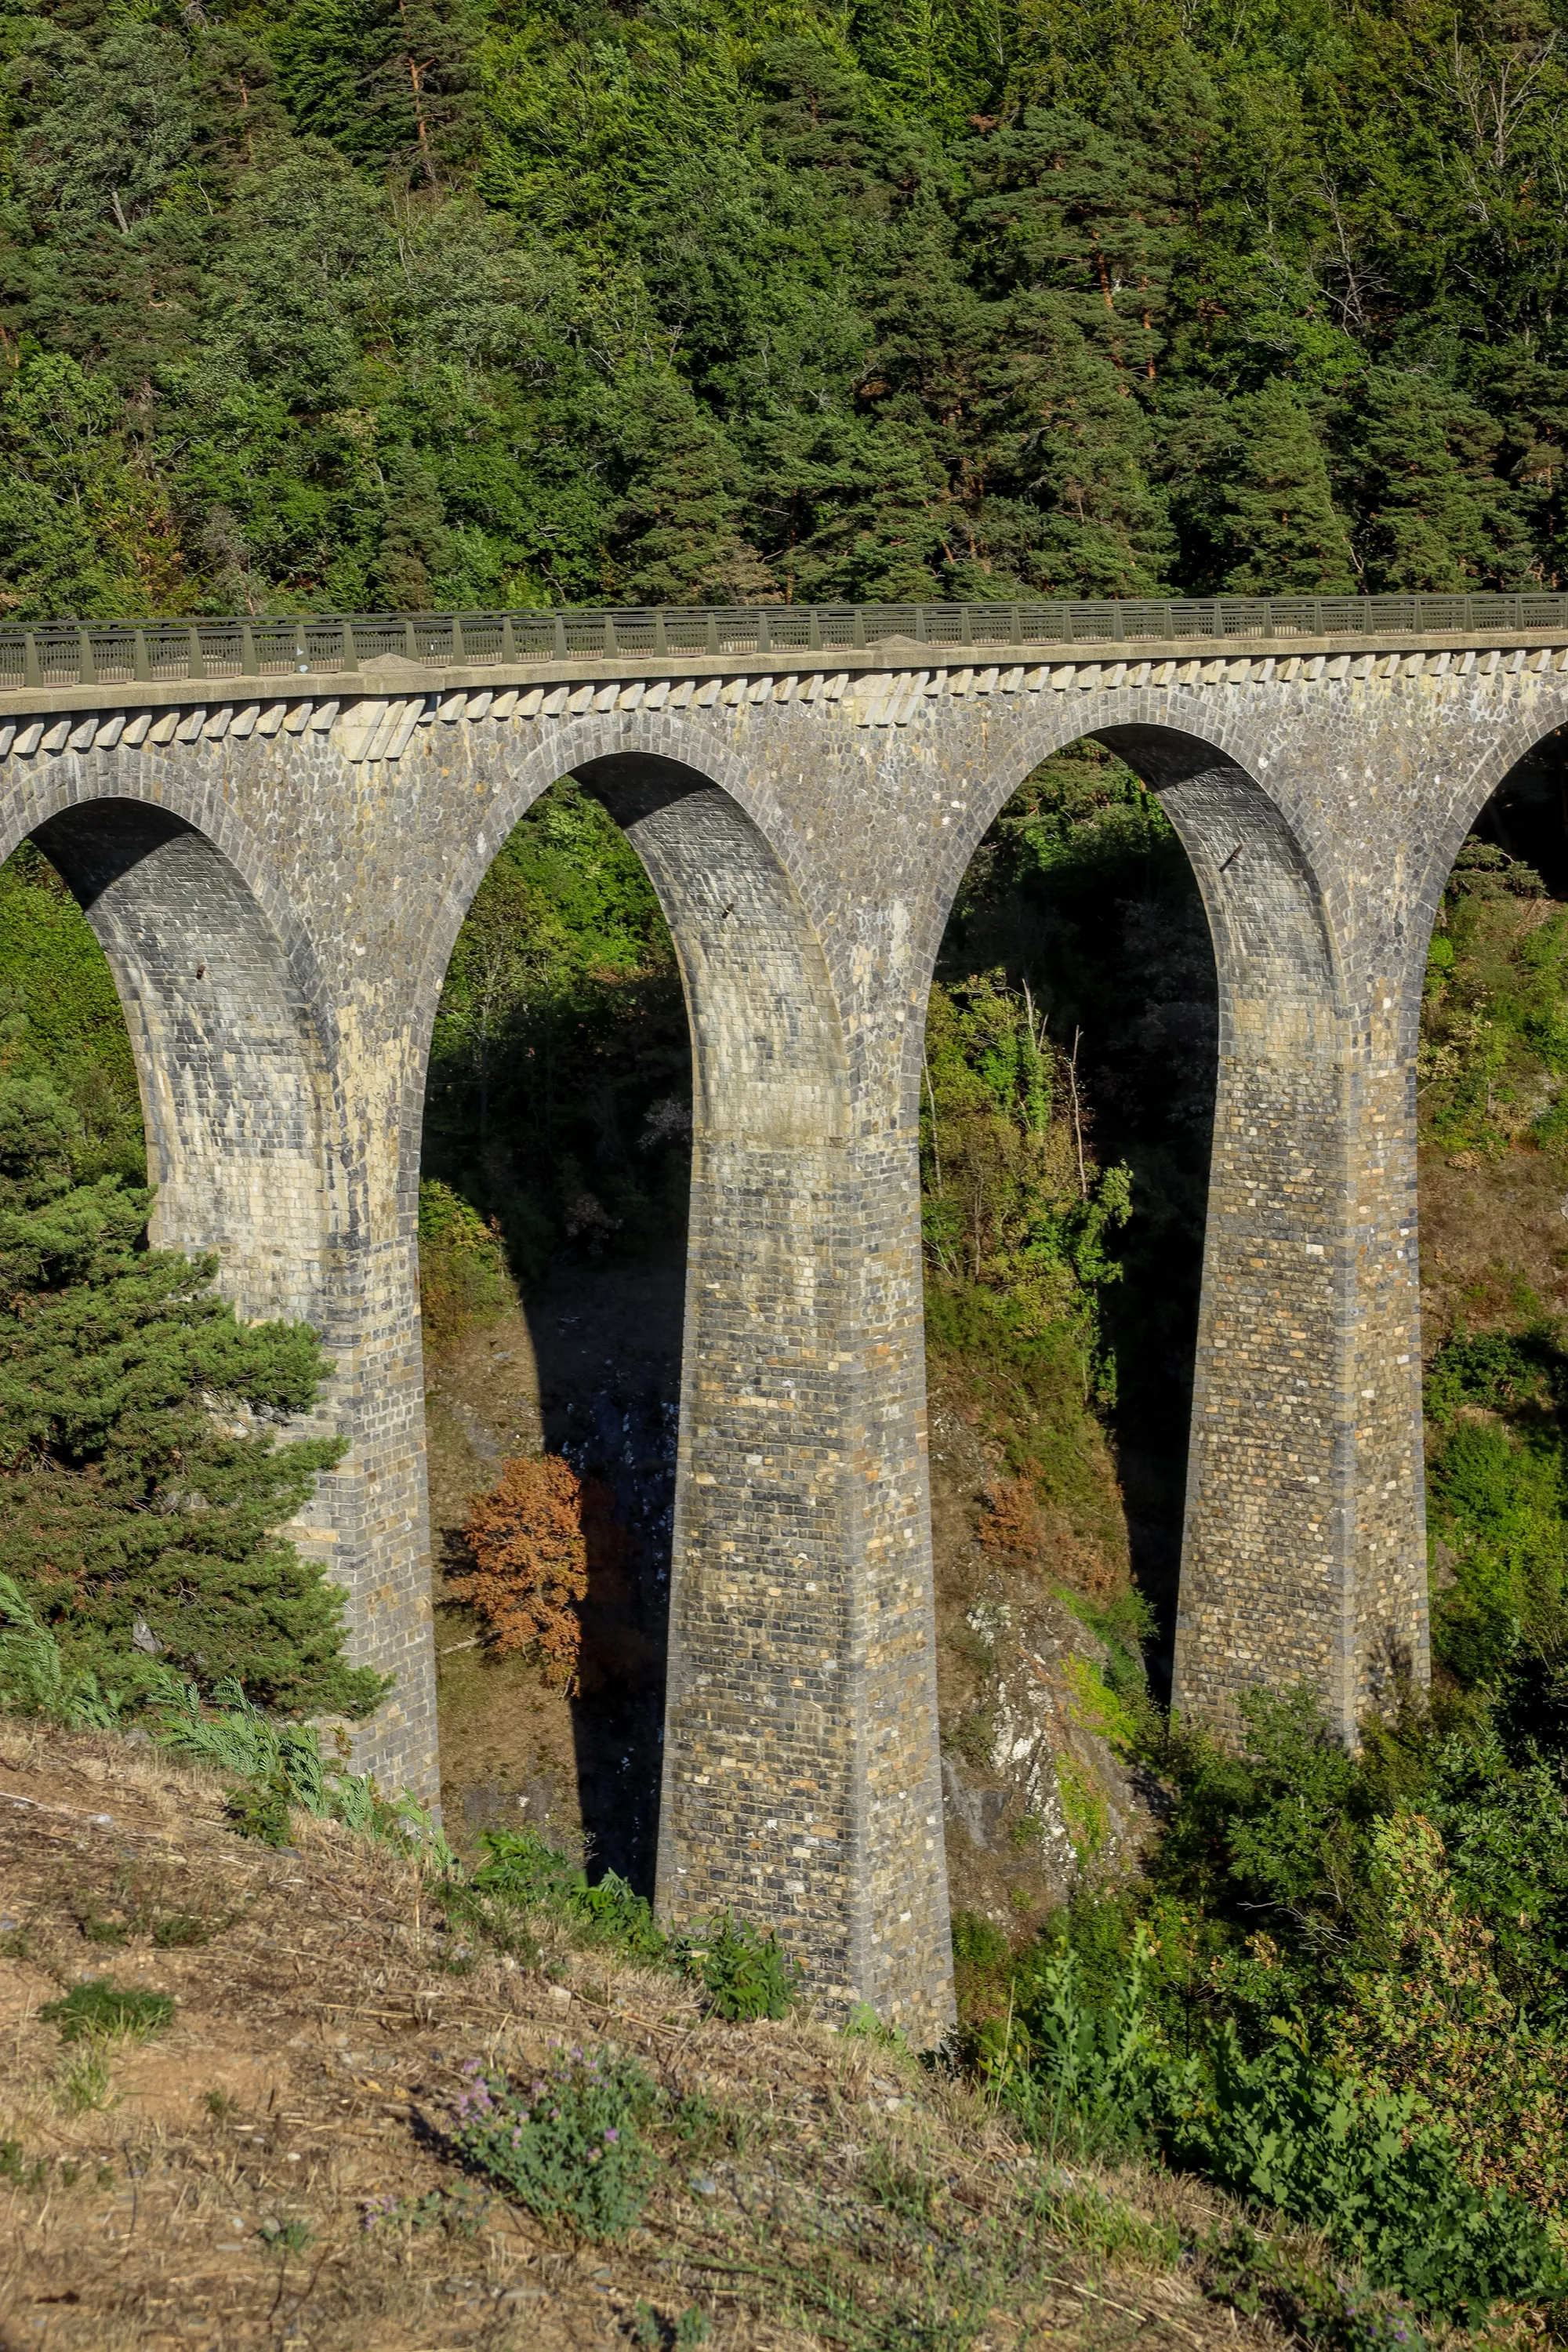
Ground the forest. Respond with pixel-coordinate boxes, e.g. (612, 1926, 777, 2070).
(4, 0, 1568, 2341)
(7, 0, 1568, 615)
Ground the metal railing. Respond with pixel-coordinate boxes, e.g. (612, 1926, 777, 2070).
(4, 593, 1566, 695)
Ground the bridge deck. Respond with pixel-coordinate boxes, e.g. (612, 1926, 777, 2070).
(5, 621, 1568, 716)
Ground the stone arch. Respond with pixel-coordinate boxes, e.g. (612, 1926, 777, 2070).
(6, 790, 336, 1331)
(907, 697, 1413, 1743)
(904, 697, 1345, 1130)
(0, 754, 444, 1797)
(1407, 691, 1568, 1025)
(402, 713, 847, 1194)
(408, 727, 915, 1983)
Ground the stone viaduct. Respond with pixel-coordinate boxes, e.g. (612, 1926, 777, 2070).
(2, 593, 1563, 2043)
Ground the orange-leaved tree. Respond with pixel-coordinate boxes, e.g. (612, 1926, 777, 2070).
(452, 1453, 629, 1693)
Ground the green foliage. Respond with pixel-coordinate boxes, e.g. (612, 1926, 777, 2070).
(258, 2217, 314, 2256)
(1418, 849, 1568, 1158)
(1154, 1686, 1365, 1929)
(1428, 1415, 1568, 1686)
(153, 1675, 454, 1859)
(468, 1825, 800, 2014)
(0, 1571, 122, 1729)
(1167, 2031, 1562, 2325)
(677, 1911, 799, 2023)
(1200, 2222, 1452, 2351)
(927, 741, 1214, 1603)
(416, 1179, 513, 1346)
(633, 2305, 710, 2352)
(445, 2048, 655, 2240)
(40, 1979, 175, 2044)
(472, 1825, 667, 1960)
(989, 1907, 1560, 2322)
(0, 846, 143, 1185)
(6, 0, 1568, 621)
(0, 1040, 383, 1722)
(955, 1664, 1568, 2331)
(990, 1926, 1163, 2160)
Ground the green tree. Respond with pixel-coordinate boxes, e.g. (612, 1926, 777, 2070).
(0, 1071, 381, 1720)
(1346, 368, 1530, 592)
(1212, 381, 1358, 597)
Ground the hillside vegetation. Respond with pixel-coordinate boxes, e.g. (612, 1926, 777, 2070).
(5, 0, 1568, 615)
(0, 1709, 1320, 2351)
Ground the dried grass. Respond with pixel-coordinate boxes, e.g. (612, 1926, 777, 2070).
(0, 1712, 1280, 2350)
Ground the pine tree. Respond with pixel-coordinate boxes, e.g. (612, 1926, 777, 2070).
(0, 1072, 382, 1720)
(1214, 380, 1358, 596)
(1347, 368, 1531, 592)
(375, 441, 453, 609)
(606, 376, 775, 606)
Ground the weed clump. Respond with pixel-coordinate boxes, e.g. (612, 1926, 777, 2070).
(445, 2047, 655, 2239)
(40, 1979, 175, 2043)
(467, 1826, 800, 2018)
(679, 1911, 798, 2023)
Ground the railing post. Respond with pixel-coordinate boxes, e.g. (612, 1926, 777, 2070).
(604, 612, 618, 658)
(241, 622, 257, 676)
(292, 623, 306, 676)
(452, 615, 466, 664)
(502, 615, 517, 662)
(78, 628, 96, 686)
(961, 605, 974, 647)
(341, 620, 358, 672)
(133, 627, 151, 684)
(190, 625, 208, 681)
(24, 632, 42, 688)
(405, 619, 419, 661)
(653, 611, 667, 655)
(706, 612, 720, 655)
(808, 608, 822, 651)
(1109, 602, 1122, 644)
(1012, 603, 1025, 646)
(757, 608, 771, 655)
(554, 613, 568, 659)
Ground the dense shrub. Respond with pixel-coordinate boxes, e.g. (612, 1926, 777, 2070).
(993, 1909, 1562, 2323)
(416, 1180, 514, 1347)
(1167, 2031, 1561, 2324)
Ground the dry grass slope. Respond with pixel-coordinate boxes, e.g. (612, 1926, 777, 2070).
(0, 1717, 1283, 2352)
